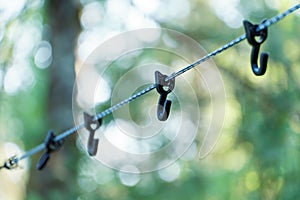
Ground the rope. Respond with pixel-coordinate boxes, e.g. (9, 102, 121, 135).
(165, 3, 300, 81)
(1, 3, 299, 170)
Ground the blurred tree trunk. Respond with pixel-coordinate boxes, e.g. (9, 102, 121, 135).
(28, 0, 80, 198)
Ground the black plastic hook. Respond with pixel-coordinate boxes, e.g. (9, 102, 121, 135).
(243, 19, 269, 76)
(37, 130, 63, 170)
(83, 112, 102, 156)
(0, 156, 18, 170)
(155, 71, 175, 121)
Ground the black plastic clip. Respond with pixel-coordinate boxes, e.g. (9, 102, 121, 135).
(37, 130, 63, 170)
(243, 19, 269, 76)
(0, 155, 18, 170)
(155, 71, 175, 121)
(83, 112, 102, 156)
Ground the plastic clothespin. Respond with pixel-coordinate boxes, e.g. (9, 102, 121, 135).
(83, 112, 102, 156)
(36, 130, 63, 170)
(155, 71, 175, 121)
(243, 19, 269, 76)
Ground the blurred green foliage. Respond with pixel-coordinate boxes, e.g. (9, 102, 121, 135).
(1, 0, 300, 199)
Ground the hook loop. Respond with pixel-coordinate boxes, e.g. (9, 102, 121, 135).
(83, 112, 102, 156)
(243, 19, 269, 76)
(155, 71, 175, 121)
(0, 155, 18, 170)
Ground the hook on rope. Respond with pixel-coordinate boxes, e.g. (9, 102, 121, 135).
(155, 71, 175, 121)
(83, 112, 102, 156)
(0, 155, 18, 170)
(37, 130, 63, 170)
(243, 19, 269, 76)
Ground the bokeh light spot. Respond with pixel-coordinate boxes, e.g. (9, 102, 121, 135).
(245, 171, 260, 191)
(80, 1, 103, 29)
(158, 162, 181, 182)
(118, 165, 140, 186)
(4, 62, 36, 95)
(132, 0, 160, 15)
(210, 0, 243, 28)
(34, 41, 52, 69)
